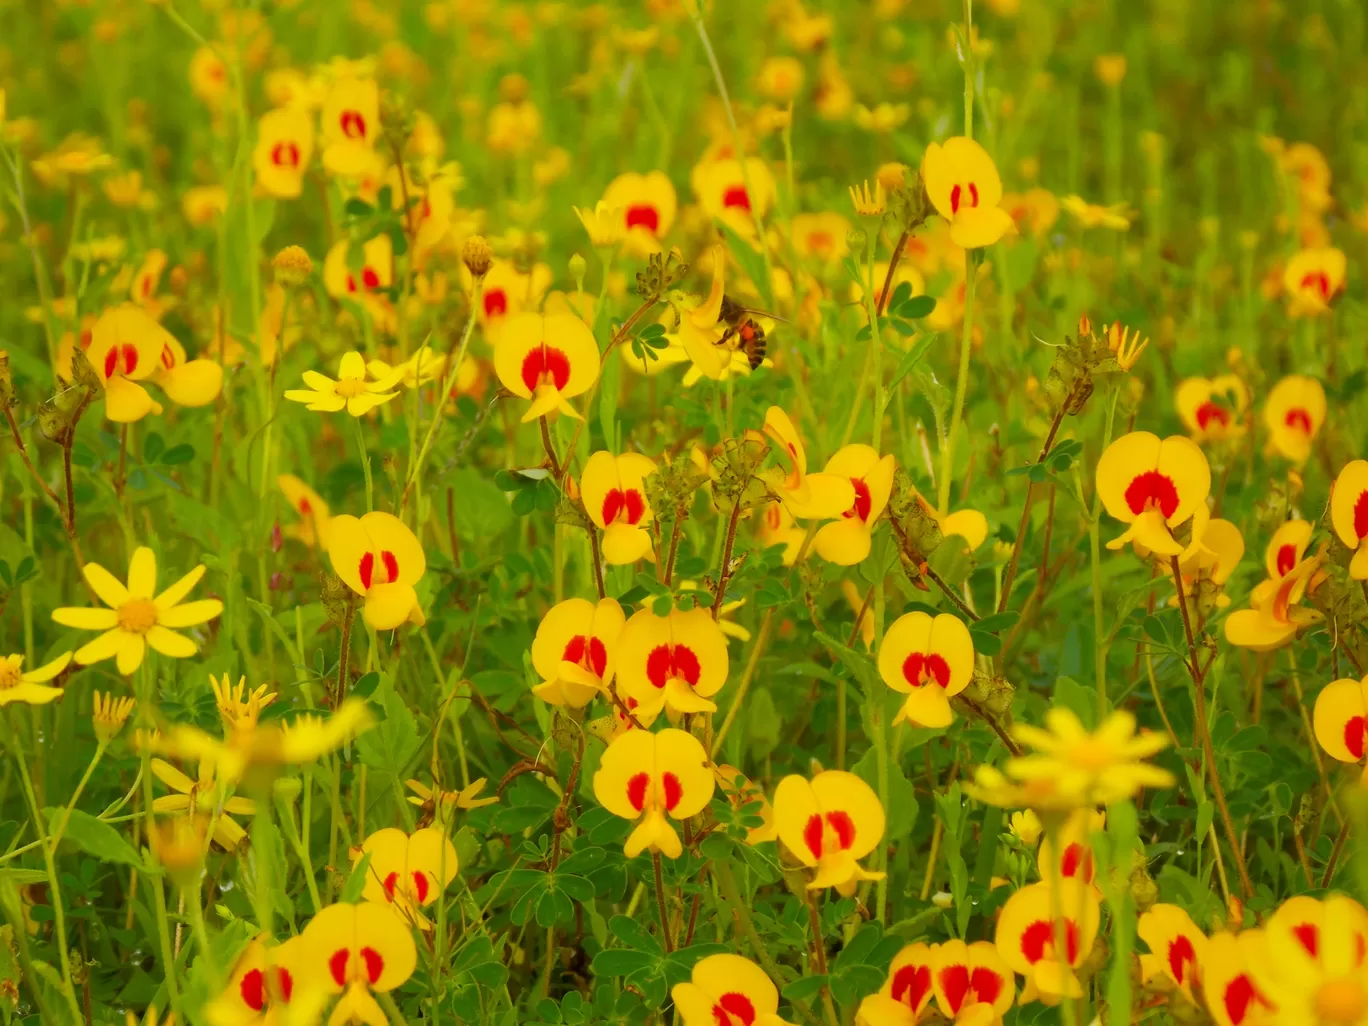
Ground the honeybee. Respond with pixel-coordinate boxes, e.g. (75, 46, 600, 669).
(714, 295, 787, 371)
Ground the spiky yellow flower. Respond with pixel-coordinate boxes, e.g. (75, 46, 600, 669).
(1107, 321, 1149, 371)
(849, 179, 887, 217)
(93, 692, 136, 743)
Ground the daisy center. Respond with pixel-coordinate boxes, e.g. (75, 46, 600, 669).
(335, 376, 369, 398)
(1315, 978, 1368, 1024)
(117, 598, 159, 634)
(1068, 738, 1115, 771)
(0, 664, 19, 690)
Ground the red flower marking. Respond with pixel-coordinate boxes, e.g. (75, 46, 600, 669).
(1285, 408, 1313, 434)
(161, 344, 176, 370)
(359, 947, 384, 984)
(104, 343, 140, 379)
(1224, 975, 1256, 1024)
(722, 186, 751, 210)
(844, 478, 872, 522)
(359, 552, 375, 589)
(802, 810, 856, 858)
(807, 231, 834, 253)
(271, 142, 301, 168)
(520, 345, 572, 393)
(949, 182, 979, 215)
(1168, 935, 1196, 984)
(340, 110, 367, 140)
(626, 772, 649, 811)
(1354, 490, 1368, 539)
(328, 948, 349, 986)
(362, 267, 381, 290)
(562, 635, 608, 677)
(382, 871, 400, 900)
(1020, 919, 1080, 964)
(1195, 401, 1230, 431)
(1123, 470, 1180, 518)
(969, 967, 1003, 1006)
(382, 550, 399, 582)
(602, 488, 646, 526)
(1060, 842, 1092, 881)
(625, 205, 660, 234)
(412, 871, 430, 903)
(484, 289, 508, 317)
(1276, 543, 1297, 577)
(714, 993, 756, 1026)
(276, 967, 294, 1002)
(1300, 270, 1332, 300)
(1346, 716, 1366, 760)
(1292, 922, 1318, 956)
(902, 652, 951, 689)
(240, 968, 265, 1011)
(661, 772, 682, 811)
(645, 644, 701, 689)
(938, 963, 970, 1014)
(299, 498, 313, 515)
(891, 964, 932, 1009)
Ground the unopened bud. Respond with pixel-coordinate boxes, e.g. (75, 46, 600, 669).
(273, 245, 314, 286)
(569, 253, 587, 283)
(1077, 313, 1092, 337)
(462, 235, 493, 279)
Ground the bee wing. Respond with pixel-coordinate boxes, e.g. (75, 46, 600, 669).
(732, 306, 791, 324)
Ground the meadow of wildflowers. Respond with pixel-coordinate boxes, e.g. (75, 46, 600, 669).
(3, 1, 1368, 1024)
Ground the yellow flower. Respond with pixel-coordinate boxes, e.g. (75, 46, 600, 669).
(1093, 54, 1128, 86)
(573, 201, 624, 248)
(182, 185, 229, 227)
(405, 777, 499, 825)
(152, 758, 255, 851)
(1107, 322, 1148, 371)
(210, 675, 277, 734)
(93, 692, 136, 743)
(283, 351, 403, 417)
(1009, 809, 1043, 847)
(1061, 195, 1132, 231)
(853, 102, 910, 134)
(149, 814, 209, 885)
(0, 651, 70, 708)
(31, 133, 114, 187)
(756, 56, 805, 102)
(849, 179, 887, 217)
(52, 547, 223, 676)
(921, 137, 1015, 248)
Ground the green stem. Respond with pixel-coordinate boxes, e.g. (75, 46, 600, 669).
(136, 664, 182, 1019)
(937, 251, 977, 515)
(186, 883, 221, 991)
(962, 0, 975, 141)
(352, 415, 374, 513)
(48, 743, 107, 851)
(1089, 389, 1119, 716)
(276, 792, 323, 914)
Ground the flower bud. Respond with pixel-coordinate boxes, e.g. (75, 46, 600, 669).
(462, 235, 494, 279)
(272, 245, 314, 287)
(568, 253, 587, 283)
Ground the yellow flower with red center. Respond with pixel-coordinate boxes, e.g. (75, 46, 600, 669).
(995, 881, 1100, 1000)
(254, 107, 315, 199)
(617, 606, 729, 719)
(1172, 517, 1244, 609)
(921, 137, 1015, 248)
(592, 727, 714, 858)
(1313, 676, 1368, 783)
(328, 512, 427, 630)
(673, 954, 795, 1026)
(694, 157, 776, 237)
(151, 757, 255, 851)
(813, 445, 896, 565)
(353, 827, 458, 930)
(773, 769, 886, 894)
(129, 249, 169, 318)
(931, 939, 1016, 1023)
(1282, 246, 1345, 316)
(761, 406, 857, 520)
(278, 474, 332, 549)
(183, 185, 229, 227)
(1264, 519, 1313, 581)
(1138, 904, 1208, 998)
(1201, 929, 1275, 1026)
(1263, 374, 1326, 464)
(471, 259, 554, 339)
(757, 500, 809, 566)
(1005, 709, 1175, 806)
(1177, 375, 1250, 443)
(756, 56, 805, 102)
(530, 597, 625, 708)
(284, 351, 403, 417)
(791, 211, 852, 264)
(493, 311, 601, 424)
(209, 934, 312, 1026)
(856, 942, 936, 1026)
(0, 652, 71, 707)
(1035, 808, 1104, 891)
(298, 901, 416, 1026)
(321, 79, 381, 176)
(53, 547, 222, 676)
(1282, 142, 1333, 212)
(1331, 460, 1368, 579)
(1224, 550, 1323, 652)
(601, 171, 677, 255)
(88, 304, 173, 422)
(1253, 895, 1368, 1026)
(1001, 188, 1060, 239)
(877, 611, 974, 728)
(324, 234, 394, 303)
(152, 334, 224, 409)
(189, 46, 229, 106)
(1096, 432, 1211, 556)
(582, 451, 658, 564)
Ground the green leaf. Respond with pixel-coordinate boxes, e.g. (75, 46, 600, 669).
(973, 610, 1019, 634)
(890, 280, 913, 310)
(1053, 675, 1099, 729)
(143, 431, 165, 463)
(589, 949, 657, 977)
(782, 975, 831, 1002)
(45, 809, 146, 869)
(887, 334, 936, 393)
(610, 913, 663, 955)
(356, 679, 419, 778)
(340, 853, 372, 903)
(344, 197, 374, 217)
(969, 629, 1003, 656)
(851, 748, 918, 841)
(815, 631, 880, 698)
(899, 294, 937, 319)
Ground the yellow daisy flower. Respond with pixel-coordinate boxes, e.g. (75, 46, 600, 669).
(0, 651, 72, 706)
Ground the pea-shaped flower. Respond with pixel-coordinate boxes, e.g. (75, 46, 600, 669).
(1331, 460, 1368, 579)
(1175, 375, 1249, 444)
(672, 954, 795, 1026)
(995, 881, 1100, 1001)
(328, 512, 426, 630)
(592, 727, 714, 858)
(1096, 432, 1210, 556)
(878, 611, 974, 728)
(773, 769, 886, 894)
(1282, 246, 1345, 317)
(1137, 904, 1207, 999)
(354, 827, 459, 930)
(857, 942, 935, 1026)
(1263, 375, 1326, 464)
(254, 106, 314, 199)
(617, 607, 729, 719)
(761, 407, 856, 520)
(920, 136, 1015, 249)
(530, 597, 625, 708)
(1265, 519, 1313, 581)
(813, 445, 897, 566)
(931, 939, 1016, 1023)
(299, 901, 416, 1026)
(1313, 676, 1368, 783)
(494, 312, 601, 423)
(88, 305, 170, 422)
(582, 451, 657, 564)
(209, 934, 308, 1025)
